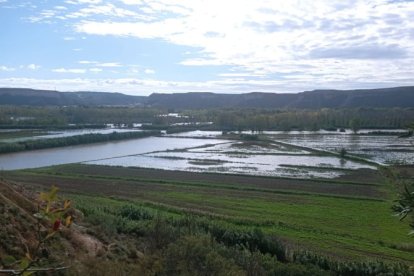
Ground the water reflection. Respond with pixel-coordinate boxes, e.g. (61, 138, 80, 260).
(0, 137, 227, 170)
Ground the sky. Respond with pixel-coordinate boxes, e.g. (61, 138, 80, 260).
(0, 0, 413, 95)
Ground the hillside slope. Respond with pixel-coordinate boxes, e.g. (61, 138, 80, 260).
(147, 86, 414, 109)
(0, 180, 103, 274)
(1, 86, 414, 108)
(0, 88, 146, 106)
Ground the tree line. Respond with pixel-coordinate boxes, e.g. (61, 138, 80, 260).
(0, 106, 164, 126)
(1, 105, 413, 131)
(186, 108, 414, 131)
(0, 131, 160, 154)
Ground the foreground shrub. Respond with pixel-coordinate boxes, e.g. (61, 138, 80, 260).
(293, 251, 412, 276)
(163, 235, 244, 276)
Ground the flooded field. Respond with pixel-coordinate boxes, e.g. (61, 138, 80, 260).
(88, 151, 373, 178)
(85, 132, 379, 179)
(165, 129, 413, 164)
(1, 130, 411, 178)
(187, 141, 309, 154)
(0, 137, 227, 170)
(270, 132, 414, 164)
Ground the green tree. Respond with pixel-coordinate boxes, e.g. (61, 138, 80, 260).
(349, 118, 361, 134)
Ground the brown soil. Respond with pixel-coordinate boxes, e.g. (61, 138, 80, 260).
(0, 180, 105, 270)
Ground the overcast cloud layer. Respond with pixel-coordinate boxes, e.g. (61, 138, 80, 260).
(0, 0, 413, 94)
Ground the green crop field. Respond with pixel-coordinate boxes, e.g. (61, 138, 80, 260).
(4, 163, 413, 265)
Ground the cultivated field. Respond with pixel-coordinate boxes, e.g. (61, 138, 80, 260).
(3, 163, 413, 263)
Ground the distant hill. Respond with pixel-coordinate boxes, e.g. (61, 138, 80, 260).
(0, 88, 146, 106)
(147, 86, 414, 109)
(1, 86, 414, 108)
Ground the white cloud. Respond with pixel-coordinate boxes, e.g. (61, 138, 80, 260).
(65, 0, 102, 5)
(28, 9, 57, 22)
(65, 3, 138, 19)
(78, 60, 97, 64)
(180, 58, 226, 66)
(120, 0, 142, 5)
(89, 68, 102, 72)
(8, 0, 414, 91)
(52, 68, 86, 74)
(219, 72, 264, 78)
(0, 65, 15, 71)
(63, 36, 76, 40)
(27, 64, 41, 70)
(144, 69, 155, 74)
(54, 6, 67, 10)
(77, 61, 121, 68)
(97, 62, 121, 67)
(28, 1, 141, 24)
(72, 0, 414, 88)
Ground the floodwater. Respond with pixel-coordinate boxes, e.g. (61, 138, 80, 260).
(86, 154, 347, 178)
(187, 141, 309, 154)
(0, 137, 227, 170)
(0, 130, 410, 178)
(166, 130, 413, 164)
(87, 150, 373, 178)
(270, 133, 414, 164)
(84, 136, 376, 178)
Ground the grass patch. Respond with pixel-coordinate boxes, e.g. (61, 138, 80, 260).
(4, 163, 414, 263)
